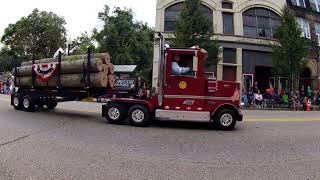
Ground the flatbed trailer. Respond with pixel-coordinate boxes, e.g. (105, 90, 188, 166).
(11, 49, 137, 112)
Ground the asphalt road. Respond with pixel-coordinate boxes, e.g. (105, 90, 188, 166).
(1, 95, 320, 180)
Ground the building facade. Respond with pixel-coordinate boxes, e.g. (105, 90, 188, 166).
(153, 0, 320, 92)
(287, 0, 320, 90)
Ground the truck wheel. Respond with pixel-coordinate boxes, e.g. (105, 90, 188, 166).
(13, 94, 22, 110)
(22, 95, 35, 112)
(128, 105, 150, 127)
(46, 99, 57, 110)
(214, 109, 236, 130)
(105, 104, 127, 124)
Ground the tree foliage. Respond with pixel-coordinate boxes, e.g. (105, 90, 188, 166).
(173, 0, 219, 67)
(69, 32, 96, 55)
(272, 6, 310, 87)
(0, 46, 25, 72)
(95, 5, 154, 85)
(1, 9, 67, 60)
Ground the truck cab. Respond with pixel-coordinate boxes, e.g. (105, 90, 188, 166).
(103, 33, 242, 130)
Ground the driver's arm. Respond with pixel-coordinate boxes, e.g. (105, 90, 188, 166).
(172, 62, 190, 75)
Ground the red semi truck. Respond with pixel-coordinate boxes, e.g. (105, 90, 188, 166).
(11, 33, 242, 130)
(102, 33, 242, 130)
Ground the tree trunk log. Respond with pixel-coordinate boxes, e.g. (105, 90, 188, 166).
(108, 63, 115, 75)
(15, 72, 108, 88)
(108, 74, 115, 88)
(21, 53, 110, 66)
(101, 64, 109, 74)
(13, 58, 104, 76)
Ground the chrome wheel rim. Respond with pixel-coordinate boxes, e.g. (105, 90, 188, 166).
(23, 99, 30, 109)
(108, 107, 120, 120)
(13, 97, 19, 107)
(220, 113, 233, 127)
(131, 109, 145, 123)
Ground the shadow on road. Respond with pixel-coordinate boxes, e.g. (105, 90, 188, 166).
(9, 107, 242, 131)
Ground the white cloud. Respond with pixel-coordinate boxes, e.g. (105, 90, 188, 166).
(0, 0, 156, 39)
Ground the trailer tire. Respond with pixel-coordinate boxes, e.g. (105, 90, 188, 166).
(214, 109, 236, 130)
(46, 99, 57, 110)
(13, 94, 22, 110)
(128, 105, 150, 127)
(22, 95, 35, 112)
(105, 103, 127, 124)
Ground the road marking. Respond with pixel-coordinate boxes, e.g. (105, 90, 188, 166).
(245, 118, 320, 122)
(1, 97, 320, 122)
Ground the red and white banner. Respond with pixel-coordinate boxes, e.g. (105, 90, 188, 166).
(32, 63, 59, 82)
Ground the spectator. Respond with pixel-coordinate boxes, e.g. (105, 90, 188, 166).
(254, 81, 259, 93)
(315, 91, 320, 105)
(255, 90, 263, 108)
(247, 88, 254, 106)
(269, 84, 275, 96)
(0, 81, 3, 94)
(306, 86, 313, 99)
(241, 87, 248, 105)
(9, 82, 14, 94)
(274, 89, 281, 104)
(303, 96, 308, 110)
(291, 91, 301, 111)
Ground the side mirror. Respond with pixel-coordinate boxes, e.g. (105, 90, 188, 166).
(192, 56, 198, 72)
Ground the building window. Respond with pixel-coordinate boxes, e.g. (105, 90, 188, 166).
(297, 17, 311, 39)
(310, 0, 320, 12)
(243, 8, 281, 38)
(164, 3, 213, 32)
(222, 2, 233, 9)
(291, 0, 306, 8)
(315, 23, 320, 46)
(223, 13, 234, 35)
(223, 48, 236, 64)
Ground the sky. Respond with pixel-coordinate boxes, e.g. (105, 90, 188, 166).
(0, 0, 156, 40)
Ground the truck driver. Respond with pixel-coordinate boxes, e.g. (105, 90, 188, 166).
(172, 55, 191, 75)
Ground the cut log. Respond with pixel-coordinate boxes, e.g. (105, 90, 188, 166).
(13, 58, 104, 76)
(101, 64, 109, 74)
(21, 53, 111, 66)
(108, 74, 115, 88)
(15, 72, 108, 88)
(108, 63, 115, 75)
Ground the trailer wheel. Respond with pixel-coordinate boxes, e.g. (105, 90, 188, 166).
(128, 105, 150, 127)
(22, 95, 35, 112)
(105, 103, 127, 124)
(214, 109, 236, 130)
(46, 99, 57, 110)
(13, 94, 22, 110)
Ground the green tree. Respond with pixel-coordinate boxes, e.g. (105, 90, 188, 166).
(1, 9, 67, 60)
(0, 46, 25, 72)
(69, 32, 96, 55)
(173, 0, 219, 67)
(272, 6, 310, 89)
(95, 5, 154, 86)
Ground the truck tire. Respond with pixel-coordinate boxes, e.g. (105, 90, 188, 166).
(128, 105, 150, 127)
(22, 95, 35, 112)
(214, 109, 236, 130)
(46, 99, 57, 110)
(105, 103, 127, 124)
(12, 94, 22, 110)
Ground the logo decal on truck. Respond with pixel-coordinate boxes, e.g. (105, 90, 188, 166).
(179, 81, 187, 89)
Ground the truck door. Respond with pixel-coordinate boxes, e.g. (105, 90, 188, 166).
(163, 50, 206, 111)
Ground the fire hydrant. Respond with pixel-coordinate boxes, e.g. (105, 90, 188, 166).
(306, 99, 312, 112)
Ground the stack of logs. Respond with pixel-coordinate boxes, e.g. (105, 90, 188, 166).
(13, 53, 116, 88)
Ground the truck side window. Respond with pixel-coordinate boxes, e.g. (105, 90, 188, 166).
(171, 55, 194, 76)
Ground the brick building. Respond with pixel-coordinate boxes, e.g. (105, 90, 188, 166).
(153, 0, 320, 91)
